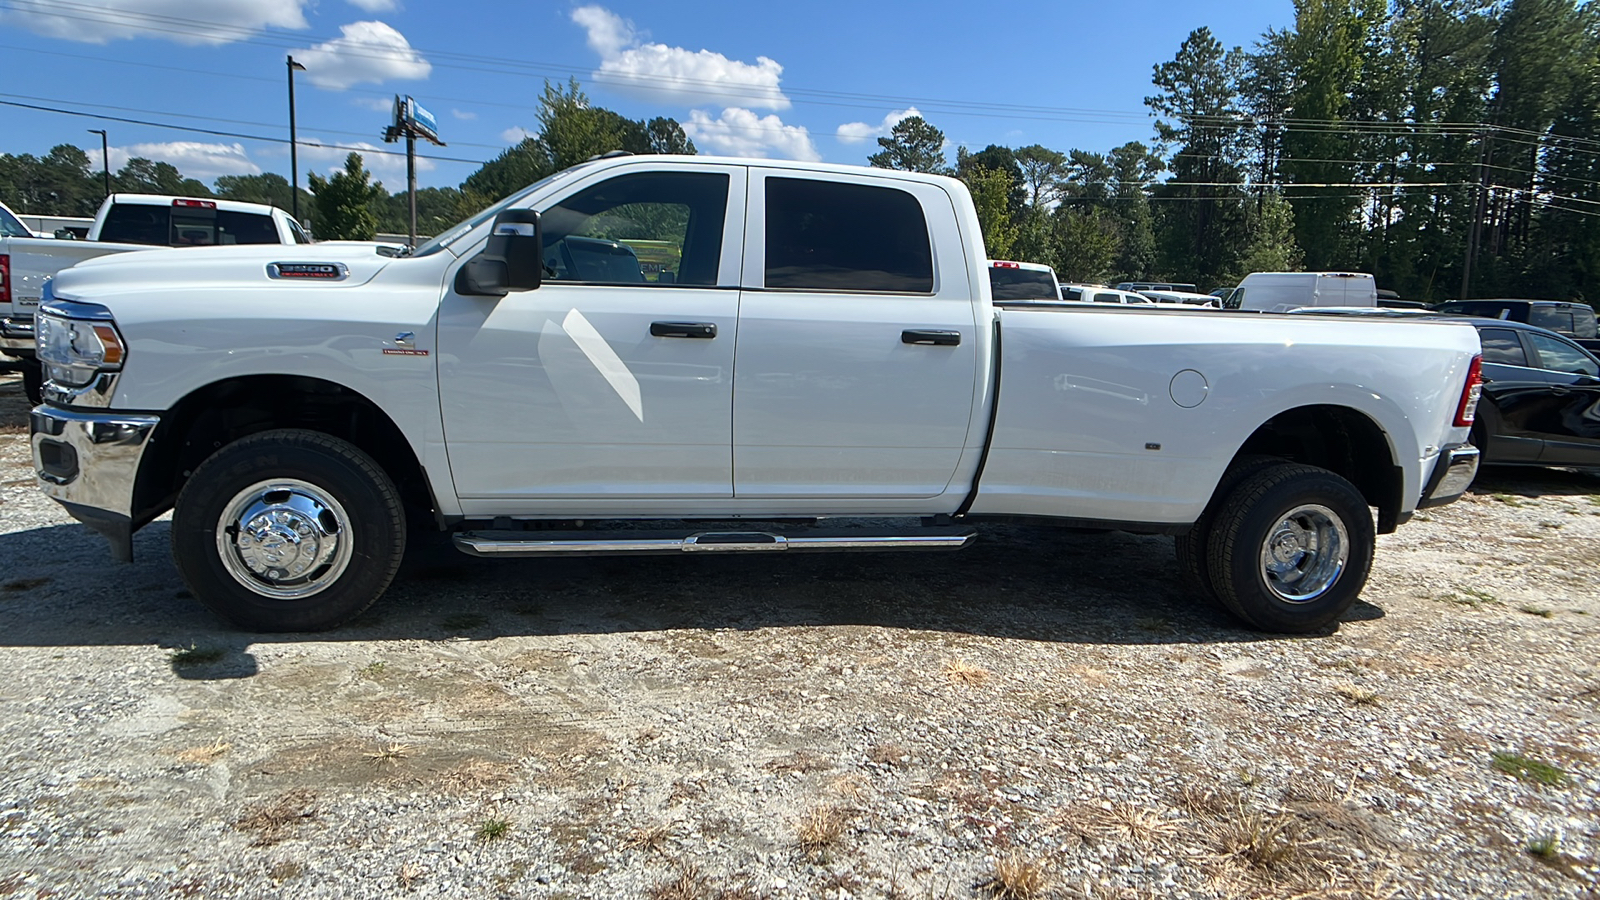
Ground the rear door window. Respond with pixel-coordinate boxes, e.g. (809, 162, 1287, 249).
(1092, 292, 1121, 304)
(764, 178, 933, 293)
(988, 267, 1059, 301)
(1477, 328, 1529, 367)
(98, 204, 170, 246)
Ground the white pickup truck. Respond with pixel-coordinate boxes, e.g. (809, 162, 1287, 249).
(29, 154, 1485, 634)
(2, 194, 312, 400)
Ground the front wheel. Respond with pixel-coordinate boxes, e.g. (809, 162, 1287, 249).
(1204, 464, 1374, 634)
(171, 429, 406, 632)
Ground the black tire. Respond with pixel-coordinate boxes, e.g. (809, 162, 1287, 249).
(1174, 456, 1282, 604)
(1204, 463, 1374, 634)
(171, 429, 406, 632)
(21, 359, 43, 405)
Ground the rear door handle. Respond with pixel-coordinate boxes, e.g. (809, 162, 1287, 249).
(902, 329, 961, 346)
(651, 321, 717, 339)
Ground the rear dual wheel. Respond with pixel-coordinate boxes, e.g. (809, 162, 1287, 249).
(1188, 462, 1375, 634)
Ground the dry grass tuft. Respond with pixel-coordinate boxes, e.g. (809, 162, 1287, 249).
(944, 659, 991, 685)
(828, 773, 871, 802)
(235, 789, 317, 846)
(397, 861, 425, 890)
(364, 742, 412, 768)
(974, 851, 1050, 899)
(1214, 804, 1308, 873)
(646, 861, 757, 900)
(174, 740, 232, 765)
(795, 804, 851, 860)
(1332, 682, 1381, 707)
(764, 749, 832, 774)
(1178, 785, 1235, 819)
(868, 742, 910, 766)
(1090, 802, 1178, 846)
(623, 821, 675, 853)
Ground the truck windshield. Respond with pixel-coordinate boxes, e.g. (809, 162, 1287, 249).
(0, 206, 29, 238)
(989, 267, 1060, 301)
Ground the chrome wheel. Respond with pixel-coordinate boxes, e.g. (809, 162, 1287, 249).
(216, 479, 353, 600)
(1258, 504, 1348, 603)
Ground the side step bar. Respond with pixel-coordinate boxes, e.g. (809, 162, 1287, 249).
(453, 525, 976, 558)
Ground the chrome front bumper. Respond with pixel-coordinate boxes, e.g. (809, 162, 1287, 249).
(1418, 443, 1480, 509)
(31, 404, 161, 562)
(0, 315, 34, 352)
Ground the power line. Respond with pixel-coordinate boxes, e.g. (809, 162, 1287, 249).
(0, 98, 494, 166)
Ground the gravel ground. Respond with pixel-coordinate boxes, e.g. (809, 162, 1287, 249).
(0, 369, 1596, 900)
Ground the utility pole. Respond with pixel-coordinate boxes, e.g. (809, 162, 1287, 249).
(287, 56, 306, 222)
(86, 129, 109, 199)
(1461, 127, 1492, 300)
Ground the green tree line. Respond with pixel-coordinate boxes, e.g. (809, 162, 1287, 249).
(867, 0, 1600, 302)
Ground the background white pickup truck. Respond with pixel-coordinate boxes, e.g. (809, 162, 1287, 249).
(30, 154, 1484, 635)
(1, 194, 312, 401)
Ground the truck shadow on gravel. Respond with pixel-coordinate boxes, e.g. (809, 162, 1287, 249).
(0, 519, 1384, 679)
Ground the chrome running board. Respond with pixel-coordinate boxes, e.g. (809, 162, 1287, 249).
(452, 525, 976, 558)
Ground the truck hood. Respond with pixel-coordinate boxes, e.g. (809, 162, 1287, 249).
(51, 242, 398, 298)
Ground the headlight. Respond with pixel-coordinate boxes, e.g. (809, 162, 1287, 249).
(36, 299, 126, 389)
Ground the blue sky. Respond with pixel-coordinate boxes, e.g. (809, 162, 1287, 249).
(0, 0, 1292, 192)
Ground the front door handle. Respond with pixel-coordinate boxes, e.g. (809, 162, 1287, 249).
(651, 321, 717, 339)
(902, 329, 961, 346)
(1550, 385, 1571, 396)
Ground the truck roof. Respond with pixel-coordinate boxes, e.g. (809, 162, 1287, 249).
(101, 193, 283, 217)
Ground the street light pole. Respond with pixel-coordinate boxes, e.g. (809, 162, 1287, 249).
(287, 55, 306, 222)
(86, 129, 109, 199)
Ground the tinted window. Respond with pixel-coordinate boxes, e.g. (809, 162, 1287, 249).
(1063, 287, 1083, 302)
(1093, 292, 1121, 304)
(1224, 289, 1244, 309)
(0, 206, 29, 237)
(1526, 332, 1599, 377)
(1575, 305, 1598, 339)
(1529, 307, 1576, 336)
(1477, 328, 1528, 367)
(765, 178, 933, 292)
(98, 203, 170, 245)
(988, 267, 1058, 300)
(288, 219, 312, 245)
(542, 172, 728, 286)
(216, 211, 280, 245)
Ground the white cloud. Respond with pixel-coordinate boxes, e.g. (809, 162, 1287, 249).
(683, 108, 819, 162)
(451, 108, 477, 120)
(570, 6, 788, 110)
(293, 20, 431, 91)
(351, 95, 394, 112)
(501, 126, 533, 144)
(347, 0, 398, 10)
(105, 142, 261, 179)
(299, 137, 432, 180)
(0, 0, 308, 44)
(836, 107, 922, 145)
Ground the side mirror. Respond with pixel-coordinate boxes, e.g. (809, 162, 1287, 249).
(455, 208, 543, 297)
